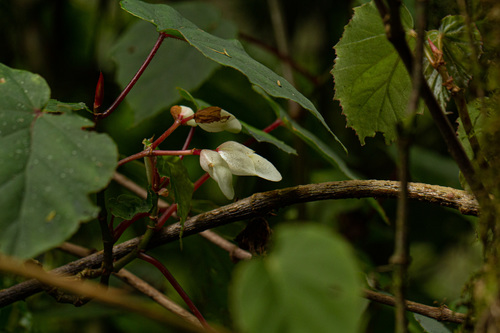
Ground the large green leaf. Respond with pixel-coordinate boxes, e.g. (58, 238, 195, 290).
(0, 64, 117, 258)
(119, 0, 342, 148)
(332, 2, 414, 145)
(112, 2, 237, 124)
(231, 224, 364, 333)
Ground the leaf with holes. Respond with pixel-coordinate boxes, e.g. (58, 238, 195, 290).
(0, 63, 117, 258)
(119, 0, 343, 150)
(332, 2, 415, 145)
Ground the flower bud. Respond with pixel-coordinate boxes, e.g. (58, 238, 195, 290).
(170, 105, 196, 126)
(195, 107, 241, 133)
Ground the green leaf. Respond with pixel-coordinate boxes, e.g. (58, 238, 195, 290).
(332, 2, 415, 145)
(112, 2, 237, 124)
(44, 100, 90, 114)
(120, 0, 343, 149)
(240, 121, 297, 155)
(255, 86, 355, 179)
(414, 313, 452, 333)
(108, 194, 152, 220)
(176, 87, 211, 111)
(231, 223, 364, 333)
(157, 156, 193, 226)
(0, 64, 118, 258)
(427, 15, 482, 90)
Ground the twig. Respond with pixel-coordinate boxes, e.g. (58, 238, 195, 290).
(363, 289, 466, 324)
(199, 230, 252, 261)
(0, 180, 479, 307)
(0, 255, 203, 332)
(112, 172, 251, 260)
(58, 242, 202, 328)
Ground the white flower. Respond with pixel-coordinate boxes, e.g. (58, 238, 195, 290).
(200, 149, 235, 199)
(218, 141, 282, 181)
(199, 141, 281, 199)
(196, 108, 242, 133)
(171, 105, 197, 126)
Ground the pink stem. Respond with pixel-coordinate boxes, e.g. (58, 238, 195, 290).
(138, 252, 210, 329)
(96, 33, 167, 119)
(113, 212, 150, 242)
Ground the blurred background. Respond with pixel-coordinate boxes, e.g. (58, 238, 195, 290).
(0, 0, 481, 332)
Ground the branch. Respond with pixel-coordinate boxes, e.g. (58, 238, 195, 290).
(0, 180, 478, 307)
(364, 289, 466, 324)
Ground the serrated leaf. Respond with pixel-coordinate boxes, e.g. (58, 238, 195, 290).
(0, 64, 118, 258)
(120, 0, 343, 149)
(157, 156, 193, 225)
(427, 15, 482, 90)
(332, 2, 415, 145)
(240, 121, 297, 155)
(231, 224, 364, 333)
(108, 194, 152, 220)
(112, 2, 237, 124)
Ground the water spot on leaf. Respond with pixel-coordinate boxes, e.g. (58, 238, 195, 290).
(47, 155, 53, 160)
(71, 150, 77, 156)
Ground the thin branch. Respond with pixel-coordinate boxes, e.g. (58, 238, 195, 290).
(199, 230, 252, 261)
(0, 255, 203, 332)
(363, 289, 466, 324)
(0, 180, 479, 307)
(58, 243, 202, 328)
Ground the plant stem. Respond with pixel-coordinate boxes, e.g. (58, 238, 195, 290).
(95, 33, 167, 120)
(113, 212, 150, 243)
(118, 149, 197, 167)
(180, 127, 196, 160)
(97, 191, 113, 286)
(151, 118, 182, 150)
(137, 252, 210, 329)
(155, 203, 178, 230)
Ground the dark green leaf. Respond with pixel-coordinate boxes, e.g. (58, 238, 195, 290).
(0, 64, 118, 258)
(112, 2, 237, 124)
(176, 87, 211, 110)
(255, 87, 355, 179)
(157, 156, 193, 226)
(119, 0, 343, 149)
(107, 194, 152, 220)
(240, 121, 296, 155)
(231, 223, 364, 333)
(332, 2, 415, 144)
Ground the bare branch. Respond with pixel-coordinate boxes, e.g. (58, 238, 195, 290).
(0, 180, 478, 307)
(364, 289, 466, 324)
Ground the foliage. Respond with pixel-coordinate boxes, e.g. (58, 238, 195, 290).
(0, 0, 499, 332)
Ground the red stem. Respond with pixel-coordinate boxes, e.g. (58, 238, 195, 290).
(118, 149, 197, 167)
(151, 118, 182, 150)
(138, 252, 210, 329)
(243, 118, 284, 146)
(96, 33, 167, 120)
(155, 203, 178, 230)
(180, 127, 196, 160)
(113, 212, 150, 242)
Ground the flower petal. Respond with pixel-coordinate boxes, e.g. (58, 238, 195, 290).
(248, 154, 282, 181)
(217, 141, 256, 176)
(199, 149, 234, 199)
(197, 110, 241, 133)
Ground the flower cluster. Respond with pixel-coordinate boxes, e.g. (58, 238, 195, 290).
(200, 141, 282, 199)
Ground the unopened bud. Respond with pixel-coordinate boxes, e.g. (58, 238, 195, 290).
(195, 106, 230, 124)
